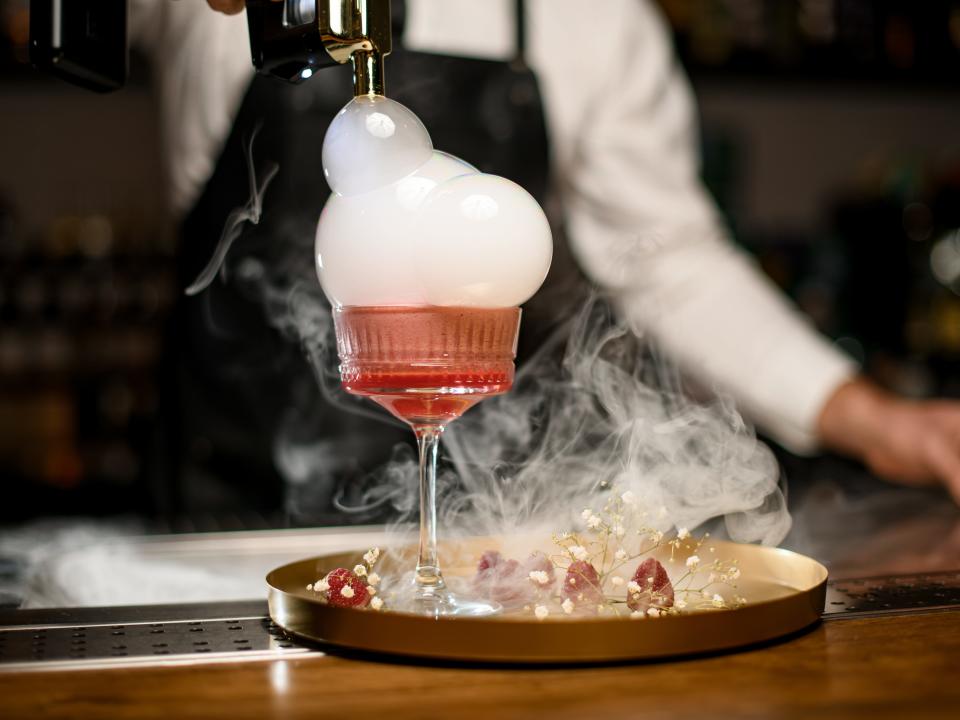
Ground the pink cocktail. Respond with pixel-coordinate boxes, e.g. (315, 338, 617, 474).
(334, 306, 520, 424)
(333, 305, 521, 615)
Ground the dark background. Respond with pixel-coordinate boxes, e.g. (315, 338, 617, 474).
(1, 0, 959, 527)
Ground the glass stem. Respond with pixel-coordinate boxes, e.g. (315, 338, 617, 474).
(413, 424, 445, 593)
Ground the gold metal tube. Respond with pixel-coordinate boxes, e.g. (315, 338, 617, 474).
(351, 50, 385, 96)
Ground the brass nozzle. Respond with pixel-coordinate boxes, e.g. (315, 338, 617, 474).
(320, 0, 392, 97)
(351, 50, 385, 97)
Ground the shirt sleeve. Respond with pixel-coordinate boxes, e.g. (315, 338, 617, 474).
(559, 0, 856, 453)
(129, 0, 254, 215)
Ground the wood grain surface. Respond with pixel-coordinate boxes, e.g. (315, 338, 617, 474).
(1, 611, 958, 720)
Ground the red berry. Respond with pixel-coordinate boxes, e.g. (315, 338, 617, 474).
(324, 567, 370, 608)
(561, 561, 603, 604)
(627, 558, 674, 611)
(474, 551, 525, 604)
(477, 550, 503, 573)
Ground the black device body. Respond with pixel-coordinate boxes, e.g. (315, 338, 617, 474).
(29, 0, 128, 93)
(246, 0, 338, 84)
(29, 0, 323, 91)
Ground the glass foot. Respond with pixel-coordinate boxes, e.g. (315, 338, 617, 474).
(389, 583, 501, 618)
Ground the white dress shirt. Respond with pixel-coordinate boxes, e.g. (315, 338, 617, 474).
(131, 0, 856, 453)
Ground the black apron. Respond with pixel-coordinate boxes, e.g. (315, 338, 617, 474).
(164, 0, 586, 523)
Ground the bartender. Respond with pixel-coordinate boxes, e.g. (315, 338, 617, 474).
(132, 0, 960, 512)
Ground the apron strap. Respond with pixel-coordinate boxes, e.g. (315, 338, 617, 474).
(392, 0, 407, 40)
(514, 0, 527, 67)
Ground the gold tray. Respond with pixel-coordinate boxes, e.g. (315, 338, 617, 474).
(267, 538, 827, 663)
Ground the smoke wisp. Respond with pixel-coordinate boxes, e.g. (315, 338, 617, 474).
(205, 137, 791, 548)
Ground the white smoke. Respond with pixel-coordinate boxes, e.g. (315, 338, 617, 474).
(209, 134, 791, 549)
(345, 296, 790, 546)
(249, 261, 791, 545)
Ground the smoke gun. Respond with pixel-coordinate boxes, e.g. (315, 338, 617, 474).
(29, 0, 392, 97)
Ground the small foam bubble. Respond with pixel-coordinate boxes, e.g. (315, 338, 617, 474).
(322, 96, 432, 196)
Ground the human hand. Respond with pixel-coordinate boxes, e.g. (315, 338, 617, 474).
(818, 378, 960, 504)
(207, 0, 246, 14)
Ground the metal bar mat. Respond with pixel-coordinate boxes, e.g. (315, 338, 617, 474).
(823, 570, 960, 619)
(0, 601, 310, 671)
(1, 572, 958, 669)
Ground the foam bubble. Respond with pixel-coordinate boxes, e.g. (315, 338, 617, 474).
(414, 174, 552, 307)
(317, 150, 475, 306)
(316, 98, 552, 308)
(322, 96, 432, 196)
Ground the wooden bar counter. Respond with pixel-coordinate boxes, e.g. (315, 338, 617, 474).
(1, 610, 957, 719)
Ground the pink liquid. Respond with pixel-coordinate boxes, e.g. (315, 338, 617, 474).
(333, 306, 521, 425)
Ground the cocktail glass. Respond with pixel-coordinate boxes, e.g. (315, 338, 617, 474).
(333, 304, 521, 616)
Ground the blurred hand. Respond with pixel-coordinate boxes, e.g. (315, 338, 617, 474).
(207, 0, 246, 14)
(818, 378, 960, 504)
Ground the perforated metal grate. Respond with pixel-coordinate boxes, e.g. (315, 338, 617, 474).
(0, 602, 314, 670)
(823, 570, 960, 618)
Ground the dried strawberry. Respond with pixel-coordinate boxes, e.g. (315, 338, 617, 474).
(473, 551, 526, 605)
(324, 567, 370, 609)
(627, 558, 674, 611)
(477, 550, 503, 574)
(561, 560, 603, 604)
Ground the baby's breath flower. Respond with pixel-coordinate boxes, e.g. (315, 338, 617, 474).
(649, 530, 664, 543)
(561, 598, 575, 615)
(728, 567, 741, 580)
(647, 608, 661, 618)
(676, 527, 690, 540)
(621, 491, 636, 505)
(363, 548, 381, 566)
(305, 583, 313, 591)
(367, 572, 381, 586)
(580, 509, 593, 521)
(612, 524, 626, 538)
(675, 598, 687, 610)
(353, 564, 367, 577)
(366, 585, 376, 596)
(370, 596, 384, 611)
(686, 555, 700, 569)
(630, 611, 645, 619)
(340, 585, 355, 599)
(712, 594, 725, 608)
(586, 514, 602, 530)
(534, 605, 549, 620)
(569, 545, 589, 561)
(528, 570, 550, 585)
(315, 578, 330, 593)
(611, 576, 625, 587)
(614, 549, 628, 562)
(626, 581, 641, 594)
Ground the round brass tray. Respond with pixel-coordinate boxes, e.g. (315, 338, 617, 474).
(267, 538, 827, 664)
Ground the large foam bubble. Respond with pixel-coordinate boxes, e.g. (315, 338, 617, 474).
(316, 96, 552, 308)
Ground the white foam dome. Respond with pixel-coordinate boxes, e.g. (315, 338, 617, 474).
(316, 99, 553, 309)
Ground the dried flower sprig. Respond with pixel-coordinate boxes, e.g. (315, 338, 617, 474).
(510, 490, 746, 619)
